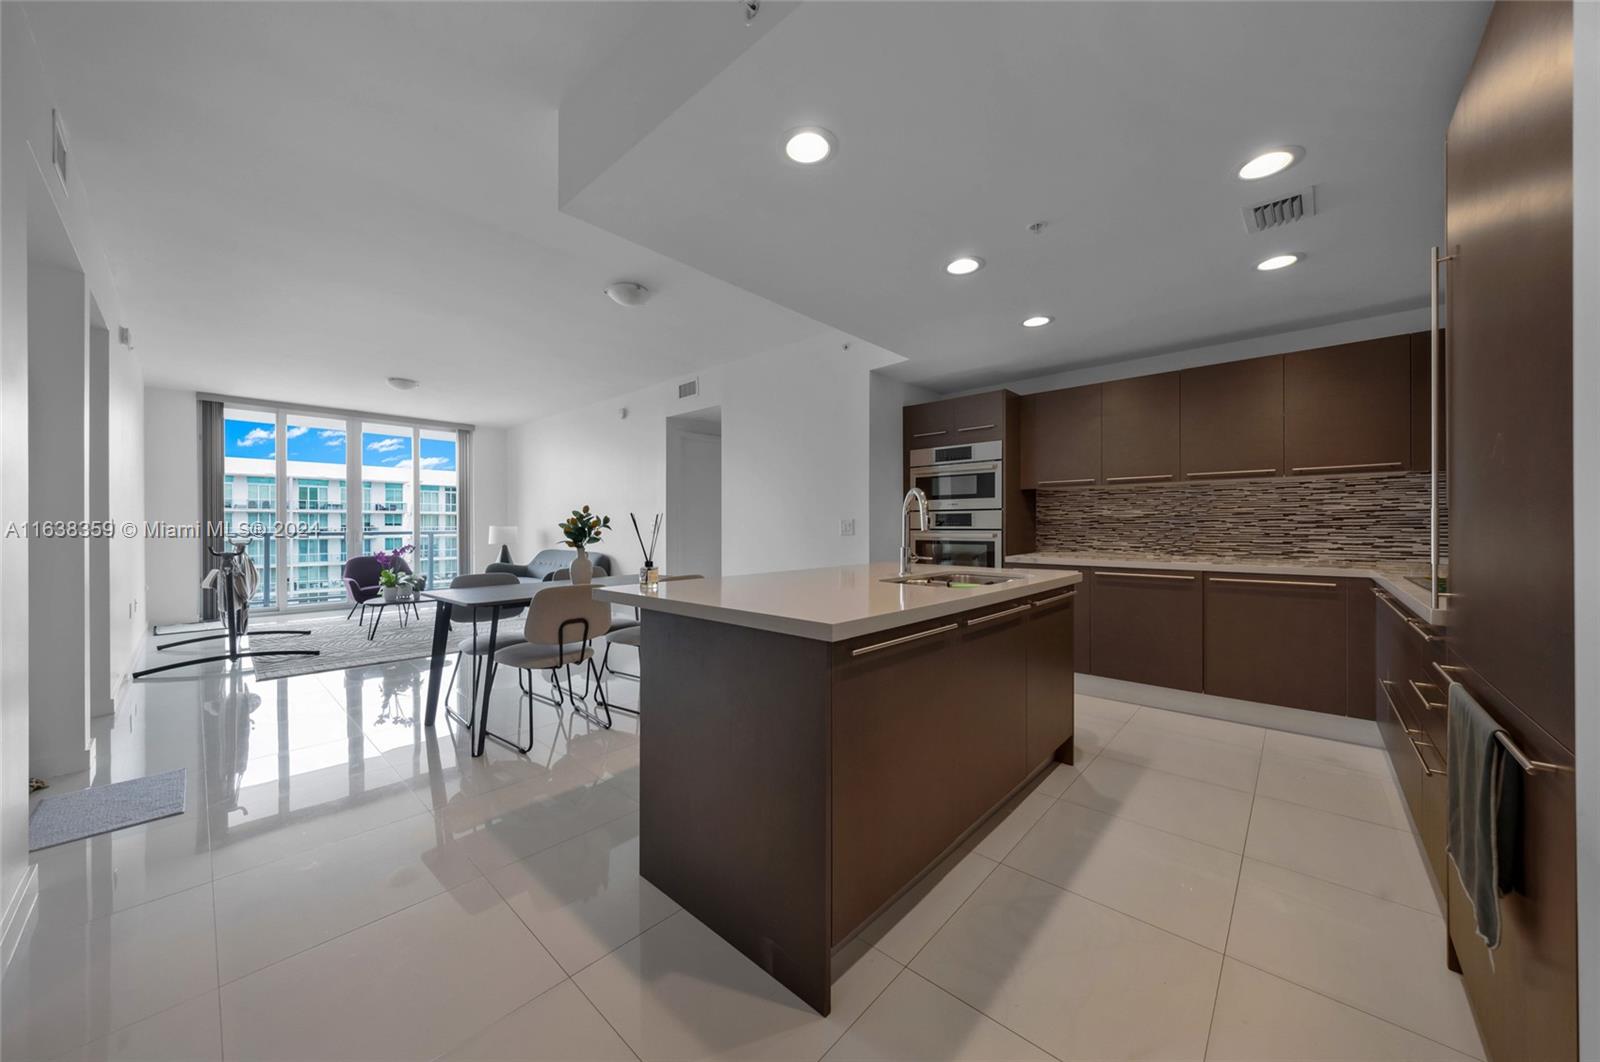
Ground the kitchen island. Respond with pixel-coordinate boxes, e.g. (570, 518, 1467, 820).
(595, 563, 1081, 1014)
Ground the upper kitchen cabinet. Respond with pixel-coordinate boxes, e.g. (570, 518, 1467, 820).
(904, 390, 1009, 448)
(1179, 356, 1284, 480)
(1020, 385, 1101, 488)
(1100, 373, 1180, 484)
(1283, 336, 1411, 475)
(1408, 330, 1447, 472)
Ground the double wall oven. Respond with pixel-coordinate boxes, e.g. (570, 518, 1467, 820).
(908, 441, 1003, 567)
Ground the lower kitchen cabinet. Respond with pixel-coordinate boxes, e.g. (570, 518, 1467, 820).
(1202, 573, 1348, 714)
(1025, 589, 1076, 766)
(1090, 568, 1202, 691)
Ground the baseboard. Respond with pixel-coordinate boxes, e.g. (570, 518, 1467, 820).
(1, 864, 39, 972)
(1075, 674, 1383, 748)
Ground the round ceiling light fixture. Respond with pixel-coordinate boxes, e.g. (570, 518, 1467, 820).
(1238, 147, 1302, 180)
(387, 376, 420, 391)
(604, 282, 650, 307)
(783, 126, 835, 164)
(945, 255, 984, 276)
(1256, 253, 1301, 271)
(1022, 315, 1053, 328)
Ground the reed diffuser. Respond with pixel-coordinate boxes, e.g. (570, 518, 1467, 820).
(631, 512, 662, 589)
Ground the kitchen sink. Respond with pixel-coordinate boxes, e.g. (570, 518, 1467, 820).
(883, 572, 1022, 588)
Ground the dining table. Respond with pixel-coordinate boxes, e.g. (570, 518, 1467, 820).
(419, 574, 636, 754)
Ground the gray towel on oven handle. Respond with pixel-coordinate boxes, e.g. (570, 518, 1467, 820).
(1445, 680, 1523, 953)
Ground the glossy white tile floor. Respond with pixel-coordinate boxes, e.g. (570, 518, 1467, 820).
(5, 630, 1486, 1061)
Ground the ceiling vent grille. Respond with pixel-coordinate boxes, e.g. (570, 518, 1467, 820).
(1243, 185, 1315, 234)
(678, 378, 699, 400)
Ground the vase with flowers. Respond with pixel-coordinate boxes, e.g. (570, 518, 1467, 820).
(374, 544, 420, 602)
(559, 506, 610, 585)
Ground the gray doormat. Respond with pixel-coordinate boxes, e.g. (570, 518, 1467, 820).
(29, 768, 188, 851)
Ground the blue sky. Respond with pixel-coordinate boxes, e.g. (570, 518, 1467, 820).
(225, 418, 454, 472)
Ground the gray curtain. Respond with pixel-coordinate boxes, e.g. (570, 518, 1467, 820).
(456, 428, 473, 576)
(198, 399, 225, 621)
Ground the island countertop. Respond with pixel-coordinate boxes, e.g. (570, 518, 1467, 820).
(593, 562, 1081, 642)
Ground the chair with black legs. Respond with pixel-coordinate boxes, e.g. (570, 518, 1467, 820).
(599, 574, 703, 690)
(442, 572, 525, 733)
(476, 584, 613, 755)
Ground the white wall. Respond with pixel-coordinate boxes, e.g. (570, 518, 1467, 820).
(2, 1, 139, 966)
(868, 371, 937, 563)
(469, 425, 509, 575)
(507, 333, 903, 579)
(664, 418, 721, 580)
(1572, 0, 1598, 1047)
(107, 341, 146, 692)
(974, 306, 1431, 396)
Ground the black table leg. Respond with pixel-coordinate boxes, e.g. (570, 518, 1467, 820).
(471, 606, 503, 757)
(424, 600, 453, 726)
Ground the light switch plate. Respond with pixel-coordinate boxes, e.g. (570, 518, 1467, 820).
(840, 518, 856, 537)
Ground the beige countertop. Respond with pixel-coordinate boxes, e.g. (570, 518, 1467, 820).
(594, 562, 1082, 643)
(1006, 551, 1448, 627)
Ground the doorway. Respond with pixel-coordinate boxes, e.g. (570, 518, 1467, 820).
(664, 409, 722, 580)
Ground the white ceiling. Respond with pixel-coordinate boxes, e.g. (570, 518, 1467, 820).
(28, 1, 1491, 425)
(21, 2, 824, 426)
(562, 1, 1491, 392)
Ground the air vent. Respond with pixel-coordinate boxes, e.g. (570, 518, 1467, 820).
(1242, 185, 1315, 234)
(678, 378, 699, 400)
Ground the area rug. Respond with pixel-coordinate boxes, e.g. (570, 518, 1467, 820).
(248, 606, 442, 681)
(29, 769, 188, 850)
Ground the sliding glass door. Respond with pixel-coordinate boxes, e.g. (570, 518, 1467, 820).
(218, 403, 466, 615)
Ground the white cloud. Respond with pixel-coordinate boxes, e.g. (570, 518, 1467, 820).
(366, 436, 406, 453)
(285, 425, 310, 439)
(317, 429, 346, 442)
(419, 456, 450, 469)
(238, 427, 274, 447)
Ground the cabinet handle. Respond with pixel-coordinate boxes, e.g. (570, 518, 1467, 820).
(1105, 473, 1175, 483)
(1289, 461, 1403, 474)
(1429, 246, 1454, 613)
(910, 430, 948, 439)
(1036, 478, 1095, 486)
(1409, 679, 1447, 713)
(1092, 570, 1196, 581)
(1427, 663, 1573, 775)
(1184, 468, 1277, 479)
(1371, 588, 1443, 642)
(851, 623, 959, 657)
(957, 424, 996, 433)
(967, 603, 1032, 626)
(1030, 590, 1076, 607)
(1381, 681, 1445, 777)
(1210, 576, 1337, 590)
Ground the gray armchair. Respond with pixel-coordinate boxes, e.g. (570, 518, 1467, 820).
(485, 547, 613, 582)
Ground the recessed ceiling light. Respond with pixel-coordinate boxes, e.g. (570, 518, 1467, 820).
(387, 376, 420, 391)
(1238, 148, 1301, 180)
(945, 256, 984, 276)
(1022, 315, 1053, 328)
(783, 127, 834, 164)
(1256, 253, 1300, 271)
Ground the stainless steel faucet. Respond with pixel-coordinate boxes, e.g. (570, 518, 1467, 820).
(899, 487, 929, 577)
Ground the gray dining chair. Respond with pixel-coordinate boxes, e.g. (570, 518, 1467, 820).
(443, 572, 526, 733)
(600, 574, 703, 687)
(479, 584, 614, 752)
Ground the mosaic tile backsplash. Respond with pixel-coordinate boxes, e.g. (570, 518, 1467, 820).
(1033, 470, 1445, 565)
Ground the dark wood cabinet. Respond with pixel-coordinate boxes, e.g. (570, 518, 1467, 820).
(1408, 330, 1447, 472)
(1100, 373, 1180, 484)
(1025, 590, 1076, 767)
(1019, 385, 1101, 488)
(904, 391, 1008, 449)
(1089, 568, 1202, 691)
(1201, 574, 1347, 714)
(1179, 357, 1284, 480)
(1283, 336, 1411, 476)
